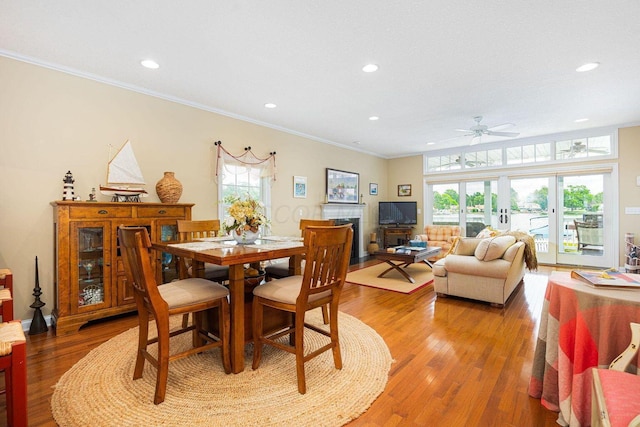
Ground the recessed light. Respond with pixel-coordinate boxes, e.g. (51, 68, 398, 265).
(362, 64, 379, 73)
(369, 116, 379, 121)
(575, 118, 589, 123)
(140, 59, 159, 69)
(576, 62, 599, 72)
(426, 142, 435, 145)
(264, 103, 277, 109)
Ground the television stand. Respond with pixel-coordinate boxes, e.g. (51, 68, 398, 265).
(380, 225, 414, 248)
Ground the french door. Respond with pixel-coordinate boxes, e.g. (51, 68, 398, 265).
(428, 169, 616, 267)
(429, 180, 498, 238)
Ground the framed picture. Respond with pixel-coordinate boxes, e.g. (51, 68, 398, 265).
(369, 183, 378, 196)
(293, 176, 307, 198)
(326, 168, 359, 204)
(398, 184, 411, 197)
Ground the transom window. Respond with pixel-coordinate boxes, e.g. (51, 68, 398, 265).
(426, 133, 613, 173)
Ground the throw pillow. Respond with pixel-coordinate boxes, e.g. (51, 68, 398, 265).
(476, 226, 500, 239)
(455, 238, 482, 256)
(474, 235, 516, 261)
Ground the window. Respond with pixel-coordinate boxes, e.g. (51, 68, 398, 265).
(218, 164, 270, 223)
(214, 145, 276, 225)
(555, 136, 611, 160)
(221, 164, 262, 201)
(426, 133, 613, 173)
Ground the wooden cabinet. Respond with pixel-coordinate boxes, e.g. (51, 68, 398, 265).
(51, 201, 193, 335)
(380, 226, 414, 248)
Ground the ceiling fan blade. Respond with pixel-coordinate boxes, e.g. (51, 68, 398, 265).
(485, 130, 520, 137)
(454, 128, 471, 133)
(487, 122, 515, 131)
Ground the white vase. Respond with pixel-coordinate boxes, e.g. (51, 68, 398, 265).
(233, 228, 259, 245)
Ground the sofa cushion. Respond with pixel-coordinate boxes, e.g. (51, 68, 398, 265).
(502, 241, 524, 263)
(474, 235, 516, 261)
(443, 254, 512, 279)
(476, 226, 500, 239)
(454, 238, 482, 256)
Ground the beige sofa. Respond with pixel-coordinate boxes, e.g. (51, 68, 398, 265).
(433, 235, 526, 307)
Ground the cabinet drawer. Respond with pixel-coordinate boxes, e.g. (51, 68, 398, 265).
(137, 206, 186, 218)
(69, 206, 133, 219)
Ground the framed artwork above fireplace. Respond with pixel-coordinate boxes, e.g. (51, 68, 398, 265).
(326, 168, 359, 204)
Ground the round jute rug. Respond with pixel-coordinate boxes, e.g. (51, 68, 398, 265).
(51, 310, 392, 427)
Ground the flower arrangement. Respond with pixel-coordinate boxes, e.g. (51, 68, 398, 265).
(222, 194, 268, 237)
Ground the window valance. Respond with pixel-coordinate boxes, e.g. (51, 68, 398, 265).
(214, 141, 277, 182)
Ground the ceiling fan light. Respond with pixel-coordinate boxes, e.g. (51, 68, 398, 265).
(576, 62, 599, 72)
(362, 63, 379, 73)
(140, 59, 159, 69)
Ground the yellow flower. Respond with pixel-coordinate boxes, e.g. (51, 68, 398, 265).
(222, 194, 268, 236)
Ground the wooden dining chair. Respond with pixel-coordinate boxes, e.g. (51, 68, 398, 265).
(118, 226, 231, 404)
(264, 219, 335, 281)
(252, 224, 353, 394)
(264, 219, 335, 324)
(176, 220, 230, 283)
(0, 269, 15, 404)
(0, 320, 27, 427)
(0, 269, 14, 322)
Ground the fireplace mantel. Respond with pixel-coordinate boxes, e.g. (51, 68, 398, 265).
(321, 203, 365, 259)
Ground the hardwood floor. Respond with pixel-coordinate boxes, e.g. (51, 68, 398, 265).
(9, 261, 559, 426)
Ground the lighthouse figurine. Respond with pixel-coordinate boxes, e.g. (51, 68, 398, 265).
(62, 171, 76, 200)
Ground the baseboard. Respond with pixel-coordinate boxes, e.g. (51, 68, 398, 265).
(20, 314, 53, 333)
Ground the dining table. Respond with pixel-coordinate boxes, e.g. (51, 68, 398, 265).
(528, 271, 640, 426)
(151, 236, 305, 374)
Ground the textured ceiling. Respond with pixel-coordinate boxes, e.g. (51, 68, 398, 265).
(1, 1, 639, 158)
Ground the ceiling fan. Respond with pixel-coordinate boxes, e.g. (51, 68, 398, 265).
(560, 140, 610, 158)
(440, 156, 486, 168)
(455, 116, 520, 145)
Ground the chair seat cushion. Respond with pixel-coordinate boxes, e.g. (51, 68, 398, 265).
(188, 264, 229, 281)
(253, 275, 329, 305)
(203, 264, 229, 281)
(0, 320, 26, 356)
(265, 260, 307, 278)
(159, 278, 229, 309)
(264, 260, 290, 278)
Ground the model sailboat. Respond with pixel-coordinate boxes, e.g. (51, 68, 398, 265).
(99, 140, 148, 202)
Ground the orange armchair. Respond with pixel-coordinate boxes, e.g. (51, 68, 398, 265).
(415, 225, 462, 260)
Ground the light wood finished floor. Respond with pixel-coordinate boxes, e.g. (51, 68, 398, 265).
(6, 261, 560, 426)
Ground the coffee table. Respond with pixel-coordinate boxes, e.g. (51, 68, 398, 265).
(373, 246, 442, 283)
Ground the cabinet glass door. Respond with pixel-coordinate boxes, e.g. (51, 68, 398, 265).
(158, 221, 179, 283)
(72, 223, 110, 312)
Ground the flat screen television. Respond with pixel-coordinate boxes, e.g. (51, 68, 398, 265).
(378, 201, 417, 225)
